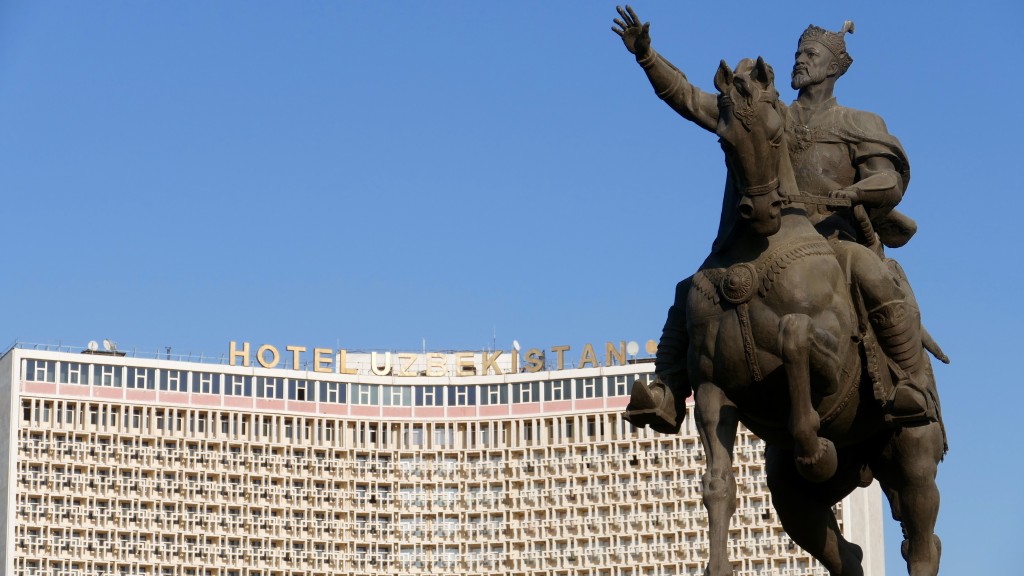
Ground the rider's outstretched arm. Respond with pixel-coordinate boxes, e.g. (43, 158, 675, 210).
(636, 48, 719, 133)
(613, 6, 719, 132)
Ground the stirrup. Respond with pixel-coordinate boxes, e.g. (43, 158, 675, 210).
(624, 378, 683, 434)
(884, 381, 935, 427)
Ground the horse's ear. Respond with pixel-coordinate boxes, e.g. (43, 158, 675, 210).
(714, 59, 733, 93)
(753, 56, 774, 89)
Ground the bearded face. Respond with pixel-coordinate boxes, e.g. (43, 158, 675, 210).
(791, 41, 835, 90)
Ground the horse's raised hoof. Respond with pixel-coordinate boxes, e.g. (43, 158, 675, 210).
(795, 437, 838, 482)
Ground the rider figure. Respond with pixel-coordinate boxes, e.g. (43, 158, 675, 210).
(613, 7, 938, 425)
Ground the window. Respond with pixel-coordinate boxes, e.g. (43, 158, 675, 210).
(226, 375, 250, 397)
(161, 370, 186, 392)
(255, 377, 283, 399)
(406, 426, 424, 448)
(613, 375, 630, 397)
(383, 386, 412, 407)
(575, 377, 604, 399)
(415, 386, 443, 407)
(127, 368, 156, 390)
(59, 362, 87, 385)
(354, 384, 378, 406)
(289, 380, 310, 402)
(193, 373, 220, 395)
(25, 360, 56, 383)
(447, 385, 476, 406)
(319, 381, 342, 404)
(513, 382, 540, 404)
(480, 384, 507, 406)
(546, 379, 570, 401)
(433, 427, 452, 448)
(98, 365, 121, 387)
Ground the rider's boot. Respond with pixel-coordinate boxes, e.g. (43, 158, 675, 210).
(625, 278, 693, 433)
(654, 278, 693, 399)
(869, 300, 936, 425)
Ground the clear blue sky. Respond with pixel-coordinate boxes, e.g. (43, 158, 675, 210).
(1, 1, 1020, 573)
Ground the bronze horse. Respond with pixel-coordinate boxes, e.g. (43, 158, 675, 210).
(628, 58, 944, 576)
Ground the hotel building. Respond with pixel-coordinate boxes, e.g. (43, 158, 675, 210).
(0, 341, 883, 576)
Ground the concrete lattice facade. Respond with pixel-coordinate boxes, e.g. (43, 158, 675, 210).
(1, 345, 882, 576)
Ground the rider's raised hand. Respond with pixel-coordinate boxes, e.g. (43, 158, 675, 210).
(612, 5, 651, 58)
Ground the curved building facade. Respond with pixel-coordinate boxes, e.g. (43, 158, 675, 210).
(0, 342, 883, 576)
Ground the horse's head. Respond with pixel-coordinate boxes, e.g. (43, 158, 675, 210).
(714, 57, 787, 237)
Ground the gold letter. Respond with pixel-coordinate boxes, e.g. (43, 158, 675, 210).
(480, 350, 502, 375)
(426, 353, 447, 377)
(524, 349, 544, 373)
(579, 343, 598, 368)
(229, 341, 250, 367)
(397, 353, 418, 377)
(605, 341, 627, 366)
(256, 344, 280, 369)
(338, 350, 358, 375)
(510, 348, 519, 374)
(455, 352, 475, 376)
(370, 352, 392, 376)
(314, 348, 333, 373)
(551, 345, 571, 371)
(286, 345, 306, 370)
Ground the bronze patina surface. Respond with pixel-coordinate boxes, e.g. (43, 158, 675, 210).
(615, 6, 946, 576)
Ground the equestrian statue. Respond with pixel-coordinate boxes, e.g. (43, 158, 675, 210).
(614, 6, 947, 576)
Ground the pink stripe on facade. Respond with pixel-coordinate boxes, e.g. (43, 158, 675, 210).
(192, 394, 221, 407)
(289, 401, 317, 413)
(23, 382, 57, 395)
(125, 389, 157, 402)
(606, 396, 629, 409)
(161, 392, 189, 404)
(255, 399, 286, 411)
(20, 376, 640, 419)
(415, 407, 445, 418)
(510, 402, 541, 415)
(318, 404, 346, 416)
(350, 405, 379, 417)
(542, 400, 572, 413)
(58, 383, 91, 398)
(448, 406, 475, 418)
(223, 396, 251, 409)
(478, 405, 508, 417)
(92, 387, 123, 399)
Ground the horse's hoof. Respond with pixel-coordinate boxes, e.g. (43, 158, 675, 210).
(795, 438, 838, 482)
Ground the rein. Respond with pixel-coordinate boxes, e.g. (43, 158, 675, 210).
(744, 178, 779, 197)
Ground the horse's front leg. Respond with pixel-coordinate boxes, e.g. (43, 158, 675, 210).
(779, 313, 838, 482)
(695, 382, 739, 576)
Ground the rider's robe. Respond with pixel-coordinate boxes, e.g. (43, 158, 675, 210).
(712, 97, 913, 253)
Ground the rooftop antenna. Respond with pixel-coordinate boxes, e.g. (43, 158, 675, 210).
(103, 339, 118, 352)
(87, 341, 99, 352)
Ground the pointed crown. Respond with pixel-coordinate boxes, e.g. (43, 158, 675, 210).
(798, 21, 854, 75)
